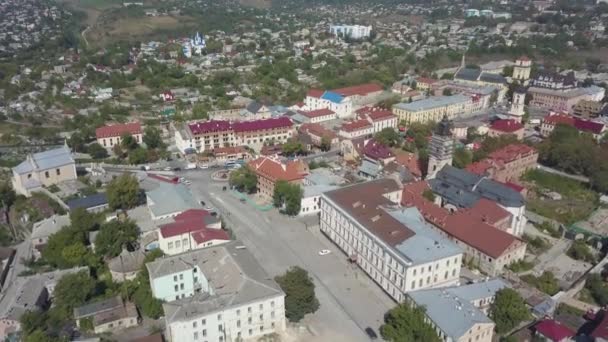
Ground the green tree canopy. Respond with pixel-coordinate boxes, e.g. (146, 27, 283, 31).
(120, 132, 138, 150)
(52, 270, 96, 321)
(275, 266, 319, 322)
(128, 146, 148, 165)
(453, 147, 473, 169)
(94, 220, 139, 258)
(143, 126, 164, 149)
(87, 143, 108, 159)
(273, 180, 303, 216)
(489, 288, 530, 334)
(229, 166, 258, 194)
(380, 304, 441, 342)
(374, 127, 401, 147)
(107, 174, 140, 210)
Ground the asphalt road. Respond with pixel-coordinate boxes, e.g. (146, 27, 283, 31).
(183, 169, 395, 342)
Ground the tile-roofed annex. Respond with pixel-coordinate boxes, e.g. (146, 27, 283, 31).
(298, 108, 335, 118)
(159, 209, 221, 239)
(306, 89, 324, 98)
(299, 123, 337, 140)
(248, 156, 308, 182)
(490, 119, 524, 133)
(95, 122, 142, 139)
(487, 144, 536, 163)
(187, 120, 232, 135)
(393, 149, 422, 178)
(363, 139, 394, 161)
(534, 319, 576, 341)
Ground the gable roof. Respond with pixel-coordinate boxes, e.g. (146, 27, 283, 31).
(333, 83, 383, 97)
(66, 193, 108, 211)
(188, 120, 232, 135)
(306, 89, 324, 98)
(13, 146, 75, 175)
(535, 319, 575, 341)
(95, 122, 142, 139)
(341, 119, 372, 133)
(490, 119, 524, 133)
(248, 157, 307, 182)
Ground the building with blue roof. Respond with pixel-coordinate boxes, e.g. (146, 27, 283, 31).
(11, 145, 77, 196)
(407, 279, 508, 342)
(320, 91, 344, 104)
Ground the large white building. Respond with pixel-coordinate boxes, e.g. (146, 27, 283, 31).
(329, 24, 372, 39)
(174, 117, 294, 154)
(304, 89, 353, 118)
(320, 179, 463, 302)
(147, 243, 286, 342)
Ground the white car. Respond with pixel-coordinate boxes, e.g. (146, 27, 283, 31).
(200, 164, 209, 169)
(318, 249, 331, 256)
(183, 180, 192, 185)
(164, 167, 172, 171)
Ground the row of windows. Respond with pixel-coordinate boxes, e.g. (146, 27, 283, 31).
(192, 322, 277, 341)
(167, 238, 190, 250)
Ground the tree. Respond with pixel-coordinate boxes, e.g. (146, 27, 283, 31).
(273, 180, 303, 216)
(275, 266, 319, 322)
(567, 240, 596, 263)
(128, 147, 148, 165)
(282, 139, 307, 157)
(0, 181, 16, 225)
(130, 249, 164, 318)
(320, 136, 331, 152)
(453, 147, 473, 168)
(374, 128, 401, 147)
(107, 174, 140, 210)
(53, 271, 96, 321)
(473, 135, 519, 161)
(94, 220, 139, 258)
(443, 88, 453, 96)
(585, 274, 608, 306)
(143, 126, 163, 149)
(229, 166, 258, 194)
(120, 133, 138, 150)
(380, 304, 441, 342)
(87, 143, 108, 159)
(489, 288, 531, 334)
(68, 132, 87, 153)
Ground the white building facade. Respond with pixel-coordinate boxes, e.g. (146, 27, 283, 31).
(329, 24, 372, 39)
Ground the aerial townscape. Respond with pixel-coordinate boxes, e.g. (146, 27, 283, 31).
(2, 0, 608, 341)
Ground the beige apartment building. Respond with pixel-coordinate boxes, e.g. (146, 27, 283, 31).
(392, 94, 478, 124)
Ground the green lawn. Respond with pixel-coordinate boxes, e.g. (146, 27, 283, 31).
(523, 169, 599, 224)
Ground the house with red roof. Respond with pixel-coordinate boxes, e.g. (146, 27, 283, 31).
(299, 123, 339, 149)
(541, 113, 606, 141)
(401, 181, 526, 276)
(332, 83, 384, 105)
(304, 83, 384, 118)
(415, 77, 439, 92)
(159, 91, 175, 102)
(534, 319, 575, 342)
(339, 119, 374, 139)
(95, 122, 143, 149)
(157, 209, 229, 255)
(248, 157, 309, 201)
(466, 144, 538, 183)
(297, 108, 337, 123)
(488, 119, 524, 140)
(356, 106, 399, 133)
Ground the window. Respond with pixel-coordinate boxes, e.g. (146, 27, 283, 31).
(194, 277, 198, 283)
(109, 323, 113, 328)
(193, 321, 198, 328)
(249, 329, 252, 336)
(45, 171, 49, 178)
(176, 240, 181, 248)
(248, 307, 252, 313)
(218, 325, 223, 331)
(168, 242, 174, 249)
(217, 314, 222, 321)
(237, 332, 242, 338)
(174, 275, 178, 281)
(445, 271, 449, 279)
(248, 317, 252, 324)
(180, 283, 184, 290)
(237, 320, 241, 328)
(259, 314, 263, 320)
(271, 311, 275, 319)
(56, 168, 60, 176)
(174, 285, 178, 292)
(183, 238, 188, 246)
(193, 332, 198, 340)
(202, 319, 206, 325)
(236, 309, 240, 316)
(260, 326, 263, 332)
(180, 274, 184, 280)
(259, 304, 263, 310)
(175, 296, 179, 300)
(202, 329, 207, 337)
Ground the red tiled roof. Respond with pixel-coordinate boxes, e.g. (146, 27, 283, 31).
(543, 114, 575, 126)
(213, 146, 247, 155)
(574, 118, 605, 135)
(188, 120, 232, 135)
(535, 319, 575, 341)
(341, 119, 372, 133)
(191, 228, 230, 244)
(464, 198, 512, 226)
(96, 122, 142, 139)
(333, 83, 383, 97)
(592, 310, 608, 339)
(393, 150, 422, 178)
(299, 108, 335, 118)
(307, 89, 324, 98)
(248, 157, 307, 182)
(518, 55, 530, 62)
(490, 119, 524, 133)
(160, 209, 212, 238)
(466, 160, 494, 176)
(487, 144, 537, 163)
(363, 139, 394, 161)
(233, 117, 293, 133)
(299, 123, 337, 140)
(416, 77, 439, 85)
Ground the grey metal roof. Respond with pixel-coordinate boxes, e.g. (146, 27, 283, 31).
(303, 184, 339, 198)
(74, 296, 123, 319)
(146, 182, 200, 218)
(429, 165, 524, 208)
(66, 193, 108, 211)
(408, 279, 508, 340)
(389, 208, 462, 265)
(358, 159, 380, 178)
(13, 146, 74, 175)
(150, 242, 284, 324)
(394, 94, 470, 112)
(479, 72, 507, 84)
(454, 68, 481, 82)
(108, 249, 145, 273)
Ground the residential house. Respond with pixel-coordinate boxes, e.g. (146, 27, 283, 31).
(415, 77, 440, 92)
(356, 106, 399, 133)
(573, 100, 606, 118)
(108, 249, 146, 282)
(320, 179, 463, 302)
(298, 123, 339, 149)
(31, 214, 70, 260)
(147, 243, 286, 342)
(157, 209, 228, 255)
(73, 296, 138, 334)
(12, 145, 77, 196)
(533, 319, 576, 342)
(304, 89, 353, 118)
(339, 119, 374, 139)
(95, 122, 143, 149)
(466, 144, 538, 183)
(295, 108, 337, 124)
(248, 157, 308, 202)
(407, 279, 509, 342)
(488, 119, 524, 140)
(211, 146, 250, 164)
(66, 193, 109, 213)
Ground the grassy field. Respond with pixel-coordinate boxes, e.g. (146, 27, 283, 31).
(523, 169, 598, 225)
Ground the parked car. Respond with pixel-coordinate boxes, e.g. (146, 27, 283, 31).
(318, 250, 331, 256)
(365, 327, 377, 340)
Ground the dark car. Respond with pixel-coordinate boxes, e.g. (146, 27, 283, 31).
(173, 167, 181, 171)
(365, 327, 377, 340)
